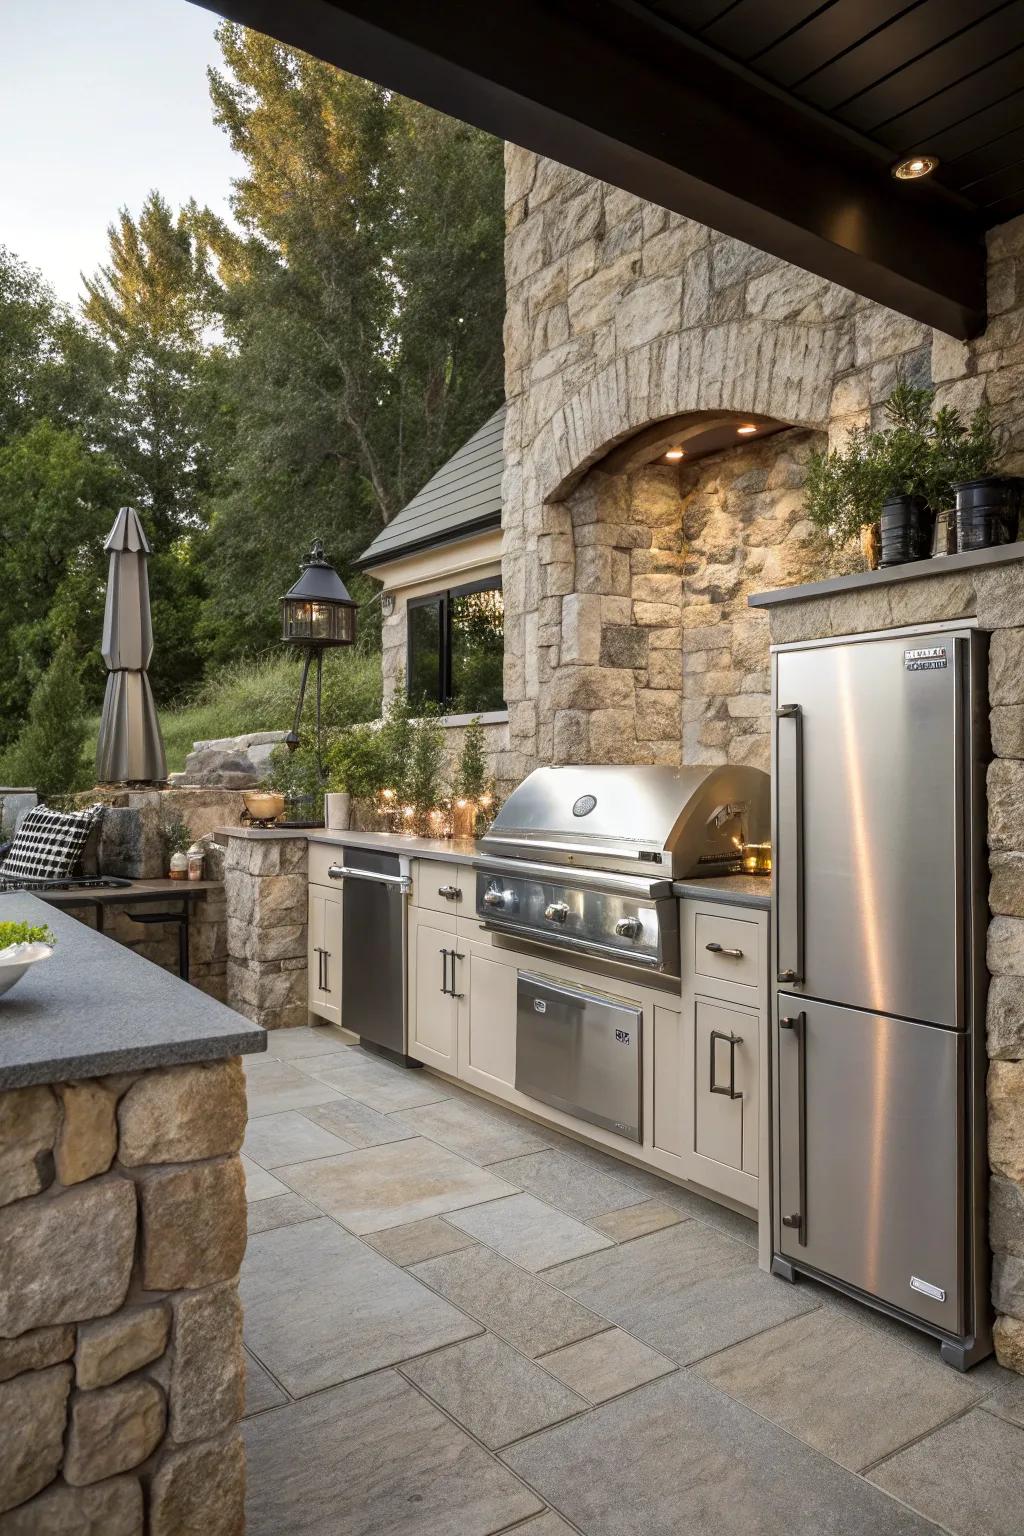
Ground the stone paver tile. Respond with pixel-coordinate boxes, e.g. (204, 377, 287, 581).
(277, 1138, 517, 1234)
(397, 1094, 557, 1166)
(545, 1223, 814, 1365)
(401, 1332, 588, 1449)
(297, 1049, 451, 1113)
(244, 1370, 542, 1536)
(446, 1193, 613, 1271)
(260, 1026, 352, 1060)
(241, 1217, 480, 1396)
(975, 1355, 1024, 1429)
(513, 1516, 578, 1536)
(246, 1191, 320, 1237)
(696, 1309, 981, 1472)
(487, 1148, 657, 1221)
(411, 1245, 607, 1358)
(243, 1348, 286, 1416)
(364, 1216, 478, 1267)
(869, 1407, 1024, 1536)
(502, 1371, 937, 1536)
(241, 1154, 289, 1202)
(300, 1097, 416, 1149)
(539, 1327, 675, 1404)
(651, 1179, 758, 1246)
(244, 1058, 345, 1118)
(242, 1110, 355, 1169)
(590, 1200, 683, 1243)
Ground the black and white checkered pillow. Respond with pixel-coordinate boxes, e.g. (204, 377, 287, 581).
(0, 803, 104, 885)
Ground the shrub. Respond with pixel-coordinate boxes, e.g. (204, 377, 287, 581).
(0, 640, 88, 799)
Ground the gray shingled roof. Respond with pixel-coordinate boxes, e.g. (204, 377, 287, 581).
(357, 404, 505, 569)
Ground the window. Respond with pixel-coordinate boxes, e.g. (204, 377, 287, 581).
(407, 577, 504, 714)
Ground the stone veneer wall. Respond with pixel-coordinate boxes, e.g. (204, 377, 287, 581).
(0, 1059, 247, 1531)
(498, 147, 1024, 786)
(224, 833, 309, 1030)
(548, 428, 820, 771)
(767, 564, 1024, 1374)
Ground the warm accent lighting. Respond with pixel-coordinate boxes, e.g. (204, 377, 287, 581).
(737, 424, 758, 436)
(892, 154, 938, 181)
(664, 447, 685, 461)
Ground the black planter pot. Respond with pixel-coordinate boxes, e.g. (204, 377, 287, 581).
(879, 495, 933, 568)
(955, 476, 1021, 553)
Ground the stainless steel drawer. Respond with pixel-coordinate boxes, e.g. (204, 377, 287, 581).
(515, 971, 641, 1142)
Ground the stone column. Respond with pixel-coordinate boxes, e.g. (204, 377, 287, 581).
(224, 832, 309, 1030)
(0, 1058, 248, 1532)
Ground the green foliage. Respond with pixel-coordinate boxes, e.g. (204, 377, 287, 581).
(0, 640, 89, 799)
(454, 717, 489, 802)
(260, 742, 325, 822)
(406, 711, 447, 824)
(805, 380, 999, 543)
(325, 726, 386, 799)
(163, 819, 193, 856)
(0, 922, 56, 950)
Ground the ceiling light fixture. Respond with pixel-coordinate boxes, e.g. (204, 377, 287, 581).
(892, 154, 938, 181)
(664, 447, 685, 461)
(736, 424, 758, 436)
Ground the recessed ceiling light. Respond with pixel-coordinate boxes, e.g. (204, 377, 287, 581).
(736, 424, 758, 436)
(664, 447, 685, 461)
(892, 154, 938, 181)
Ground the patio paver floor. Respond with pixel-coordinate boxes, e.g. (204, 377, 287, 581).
(241, 1029, 1024, 1535)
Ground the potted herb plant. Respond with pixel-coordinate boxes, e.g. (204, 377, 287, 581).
(324, 725, 385, 829)
(164, 819, 192, 880)
(452, 717, 496, 839)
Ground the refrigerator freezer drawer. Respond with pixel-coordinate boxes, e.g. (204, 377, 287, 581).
(776, 995, 963, 1336)
(515, 972, 642, 1142)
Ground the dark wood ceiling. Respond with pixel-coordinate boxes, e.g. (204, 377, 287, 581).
(191, 0, 1024, 338)
(644, 0, 1024, 224)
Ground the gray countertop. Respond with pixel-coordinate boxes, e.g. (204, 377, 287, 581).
(748, 539, 1024, 609)
(306, 829, 772, 909)
(0, 895, 266, 1090)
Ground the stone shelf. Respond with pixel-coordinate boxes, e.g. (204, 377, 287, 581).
(0, 894, 265, 1089)
(749, 541, 1024, 610)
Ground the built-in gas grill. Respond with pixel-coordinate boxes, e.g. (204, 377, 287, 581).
(476, 764, 770, 976)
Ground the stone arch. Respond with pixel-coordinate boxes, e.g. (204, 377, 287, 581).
(529, 318, 843, 506)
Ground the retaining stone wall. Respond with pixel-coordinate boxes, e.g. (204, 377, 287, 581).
(0, 1058, 248, 1532)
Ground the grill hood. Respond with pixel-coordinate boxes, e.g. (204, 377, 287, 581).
(481, 764, 770, 879)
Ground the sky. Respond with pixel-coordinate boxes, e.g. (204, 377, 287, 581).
(1, 0, 243, 306)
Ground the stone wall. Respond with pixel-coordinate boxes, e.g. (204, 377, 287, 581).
(224, 833, 309, 1030)
(766, 562, 1024, 1375)
(0, 1059, 247, 1531)
(544, 427, 821, 771)
(499, 146, 1024, 786)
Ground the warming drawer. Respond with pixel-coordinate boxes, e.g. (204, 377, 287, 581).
(515, 971, 642, 1142)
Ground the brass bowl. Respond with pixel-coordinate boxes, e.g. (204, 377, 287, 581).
(242, 791, 286, 822)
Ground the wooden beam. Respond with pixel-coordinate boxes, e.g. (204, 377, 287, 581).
(192, 0, 988, 338)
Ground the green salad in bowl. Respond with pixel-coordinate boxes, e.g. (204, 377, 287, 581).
(0, 922, 56, 999)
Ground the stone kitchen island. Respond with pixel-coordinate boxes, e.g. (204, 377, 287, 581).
(0, 894, 265, 1533)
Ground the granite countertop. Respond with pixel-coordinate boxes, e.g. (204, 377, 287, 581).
(0, 895, 266, 1090)
(306, 828, 772, 908)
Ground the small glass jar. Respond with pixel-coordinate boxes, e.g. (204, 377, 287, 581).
(169, 850, 188, 881)
(186, 844, 205, 881)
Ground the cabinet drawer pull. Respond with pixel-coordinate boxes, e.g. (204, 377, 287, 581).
(438, 884, 462, 901)
(705, 941, 744, 959)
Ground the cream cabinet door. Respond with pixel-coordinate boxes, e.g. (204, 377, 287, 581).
(409, 914, 459, 1070)
(690, 995, 759, 1203)
(308, 885, 341, 1026)
(459, 941, 517, 1093)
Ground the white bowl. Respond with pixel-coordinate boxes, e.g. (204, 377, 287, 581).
(0, 943, 54, 999)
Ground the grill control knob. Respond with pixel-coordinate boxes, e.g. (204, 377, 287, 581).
(544, 901, 570, 924)
(614, 916, 643, 940)
(483, 885, 517, 912)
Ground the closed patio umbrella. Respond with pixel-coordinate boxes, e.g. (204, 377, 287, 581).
(95, 507, 167, 785)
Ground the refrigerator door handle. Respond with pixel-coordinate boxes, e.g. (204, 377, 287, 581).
(779, 1012, 807, 1246)
(775, 702, 804, 985)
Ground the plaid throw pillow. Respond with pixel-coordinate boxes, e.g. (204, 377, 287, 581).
(0, 804, 104, 886)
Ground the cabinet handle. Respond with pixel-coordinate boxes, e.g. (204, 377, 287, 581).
(440, 947, 450, 996)
(438, 884, 462, 901)
(321, 948, 329, 993)
(450, 950, 464, 1000)
(705, 941, 743, 959)
(709, 1029, 743, 1100)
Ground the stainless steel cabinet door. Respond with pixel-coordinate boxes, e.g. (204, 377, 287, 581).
(775, 632, 965, 1027)
(776, 995, 963, 1335)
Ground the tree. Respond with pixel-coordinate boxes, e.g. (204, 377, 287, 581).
(81, 192, 219, 697)
(196, 25, 505, 658)
(0, 639, 89, 799)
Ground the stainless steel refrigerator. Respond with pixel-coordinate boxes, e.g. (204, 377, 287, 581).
(771, 623, 991, 1369)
